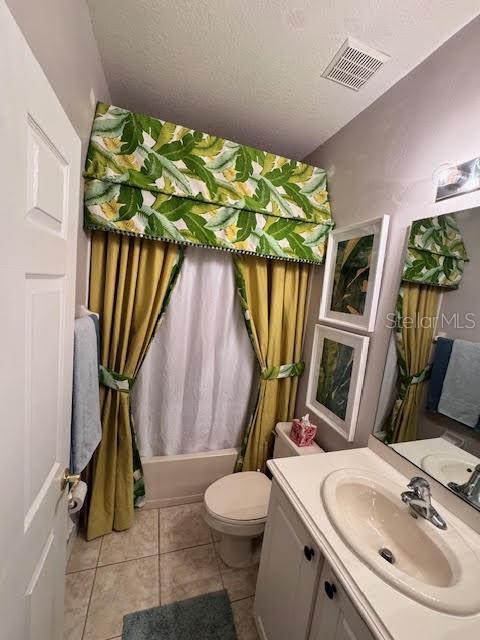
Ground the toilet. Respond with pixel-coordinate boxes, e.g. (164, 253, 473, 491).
(203, 422, 323, 568)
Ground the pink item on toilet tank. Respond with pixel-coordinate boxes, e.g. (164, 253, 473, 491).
(289, 413, 317, 447)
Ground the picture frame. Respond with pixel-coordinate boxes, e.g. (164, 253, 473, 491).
(319, 215, 389, 333)
(306, 325, 369, 442)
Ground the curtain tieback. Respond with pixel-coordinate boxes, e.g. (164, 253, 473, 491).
(99, 365, 134, 392)
(399, 363, 432, 390)
(261, 361, 305, 380)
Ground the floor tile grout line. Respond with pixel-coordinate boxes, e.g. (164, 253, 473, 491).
(66, 566, 97, 576)
(209, 525, 225, 583)
(80, 563, 97, 640)
(212, 541, 236, 576)
(160, 539, 216, 556)
(97, 534, 104, 568)
(231, 593, 256, 604)
(82, 536, 105, 640)
(95, 551, 160, 569)
(211, 534, 226, 591)
(158, 508, 161, 606)
(156, 499, 204, 513)
(97, 507, 160, 565)
(68, 551, 160, 574)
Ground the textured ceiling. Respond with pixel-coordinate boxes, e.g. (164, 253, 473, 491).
(87, 0, 479, 160)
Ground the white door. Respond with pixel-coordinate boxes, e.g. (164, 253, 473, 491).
(0, 3, 81, 639)
(309, 564, 375, 640)
(255, 481, 322, 640)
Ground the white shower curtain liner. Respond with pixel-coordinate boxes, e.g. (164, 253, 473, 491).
(132, 246, 256, 457)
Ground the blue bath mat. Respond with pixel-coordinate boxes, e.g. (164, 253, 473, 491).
(122, 589, 237, 640)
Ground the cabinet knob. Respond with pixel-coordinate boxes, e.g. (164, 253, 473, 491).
(324, 581, 337, 599)
(303, 545, 315, 561)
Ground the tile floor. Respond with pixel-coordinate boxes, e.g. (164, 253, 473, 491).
(64, 502, 260, 640)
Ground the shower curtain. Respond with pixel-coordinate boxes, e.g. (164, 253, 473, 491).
(132, 247, 256, 456)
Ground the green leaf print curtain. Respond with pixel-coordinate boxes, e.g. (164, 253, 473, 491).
(387, 213, 468, 443)
(84, 103, 333, 264)
(402, 214, 468, 288)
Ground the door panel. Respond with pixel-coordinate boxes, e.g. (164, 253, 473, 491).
(337, 618, 359, 640)
(26, 532, 56, 639)
(26, 116, 69, 236)
(25, 277, 63, 512)
(0, 2, 81, 639)
(309, 564, 375, 640)
(255, 481, 321, 640)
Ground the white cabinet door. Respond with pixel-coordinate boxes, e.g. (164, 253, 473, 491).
(309, 564, 375, 640)
(0, 2, 81, 639)
(254, 481, 322, 640)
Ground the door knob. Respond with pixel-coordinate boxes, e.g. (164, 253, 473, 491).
(324, 581, 337, 599)
(61, 468, 81, 492)
(304, 545, 315, 561)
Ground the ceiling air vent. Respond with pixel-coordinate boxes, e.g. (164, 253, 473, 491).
(323, 38, 390, 91)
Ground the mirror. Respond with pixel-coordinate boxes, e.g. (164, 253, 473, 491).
(374, 206, 480, 511)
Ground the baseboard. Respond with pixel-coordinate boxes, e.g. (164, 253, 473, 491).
(254, 608, 267, 640)
(143, 493, 203, 509)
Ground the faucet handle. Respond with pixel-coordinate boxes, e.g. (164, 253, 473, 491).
(407, 476, 431, 501)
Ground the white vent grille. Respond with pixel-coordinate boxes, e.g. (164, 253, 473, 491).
(323, 38, 389, 91)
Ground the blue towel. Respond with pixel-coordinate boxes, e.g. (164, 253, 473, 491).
(71, 316, 102, 473)
(427, 337, 453, 411)
(438, 339, 480, 428)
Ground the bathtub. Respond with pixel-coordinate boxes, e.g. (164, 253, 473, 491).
(142, 448, 238, 508)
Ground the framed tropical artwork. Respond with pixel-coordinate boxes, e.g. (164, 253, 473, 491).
(319, 215, 390, 333)
(306, 325, 369, 441)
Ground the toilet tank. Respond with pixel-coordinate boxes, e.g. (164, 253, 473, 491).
(273, 422, 323, 458)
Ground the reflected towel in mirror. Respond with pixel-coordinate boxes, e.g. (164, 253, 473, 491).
(427, 337, 453, 412)
(437, 339, 480, 428)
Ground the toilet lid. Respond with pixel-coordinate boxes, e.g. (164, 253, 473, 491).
(204, 472, 271, 522)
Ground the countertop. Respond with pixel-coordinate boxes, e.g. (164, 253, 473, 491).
(268, 447, 480, 640)
(390, 437, 480, 481)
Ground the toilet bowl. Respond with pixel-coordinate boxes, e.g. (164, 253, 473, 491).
(203, 422, 323, 568)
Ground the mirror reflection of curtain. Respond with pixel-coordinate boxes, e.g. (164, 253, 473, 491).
(132, 247, 256, 456)
(385, 214, 469, 445)
(386, 283, 440, 443)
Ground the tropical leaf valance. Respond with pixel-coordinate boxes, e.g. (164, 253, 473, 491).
(84, 103, 333, 264)
(402, 214, 468, 288)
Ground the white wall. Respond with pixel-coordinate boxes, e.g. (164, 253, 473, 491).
(296, 15, 480, 452)
(438, 209, 480, 342)
(6, 0, 110, 308)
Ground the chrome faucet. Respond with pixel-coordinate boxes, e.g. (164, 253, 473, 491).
(401, 477, 447, 530)
(448, 464, 480, 510)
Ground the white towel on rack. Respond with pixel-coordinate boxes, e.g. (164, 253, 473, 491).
(71, 316, 102, 473)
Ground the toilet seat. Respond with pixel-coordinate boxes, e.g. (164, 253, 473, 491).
(204, 471, 271, 525)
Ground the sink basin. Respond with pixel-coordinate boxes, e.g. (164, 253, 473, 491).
(421, 453, 477, 485)
(321, 468, 480, 615)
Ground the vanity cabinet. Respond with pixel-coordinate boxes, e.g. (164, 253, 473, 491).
(255, 480, 375, 640)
